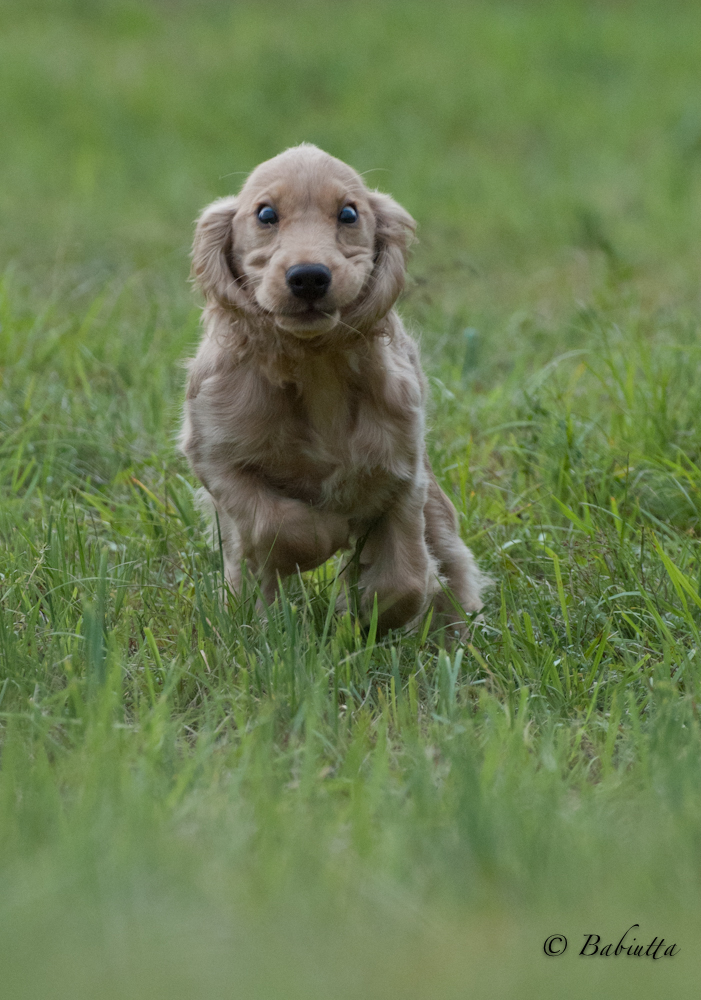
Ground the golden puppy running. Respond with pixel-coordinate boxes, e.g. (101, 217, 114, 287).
(181, 144, 485, 634)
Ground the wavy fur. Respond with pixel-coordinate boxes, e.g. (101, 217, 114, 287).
(182, 145, 485, 634)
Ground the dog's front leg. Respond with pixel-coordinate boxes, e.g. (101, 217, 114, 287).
(203, 467, 350, 602)
(356, 487, 439, 634)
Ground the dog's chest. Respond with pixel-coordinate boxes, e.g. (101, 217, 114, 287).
(235, 353, 420, 512)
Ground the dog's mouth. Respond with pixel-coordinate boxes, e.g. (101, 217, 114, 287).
(274, 306, 340, 338)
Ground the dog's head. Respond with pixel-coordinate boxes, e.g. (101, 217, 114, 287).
(192, 144, 416, 338)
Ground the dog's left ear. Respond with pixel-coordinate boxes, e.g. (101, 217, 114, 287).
(351, 191, 416, 326)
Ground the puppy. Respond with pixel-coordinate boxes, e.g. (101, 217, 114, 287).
(181, 144, 484, 634)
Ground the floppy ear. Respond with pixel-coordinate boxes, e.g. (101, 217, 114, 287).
(191, 196, 247, 308)
(351, 191, 416, 326)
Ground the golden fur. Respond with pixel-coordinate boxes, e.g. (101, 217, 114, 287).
(181, 144, 485, 634)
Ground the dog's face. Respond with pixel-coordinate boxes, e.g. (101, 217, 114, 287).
(192, 145, 415, 337)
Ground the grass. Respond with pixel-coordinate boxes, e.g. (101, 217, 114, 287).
(2, 0, 701, 995)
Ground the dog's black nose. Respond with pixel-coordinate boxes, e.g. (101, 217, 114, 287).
(286, 264, 332, 301)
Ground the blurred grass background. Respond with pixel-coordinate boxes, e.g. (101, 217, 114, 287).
(2, 0, 701, 996)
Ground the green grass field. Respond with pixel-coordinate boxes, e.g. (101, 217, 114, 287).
(2, 1, 701, 996)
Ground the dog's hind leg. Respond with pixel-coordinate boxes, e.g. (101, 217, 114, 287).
(195, 489, 244, 598)
(423, 469, 485, 635)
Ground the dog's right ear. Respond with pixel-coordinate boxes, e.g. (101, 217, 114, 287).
(191, 196, 246, 308)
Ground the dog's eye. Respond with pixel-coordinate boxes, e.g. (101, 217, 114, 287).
(257, 206, 278, 225)
(338, 205, 358, 224)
